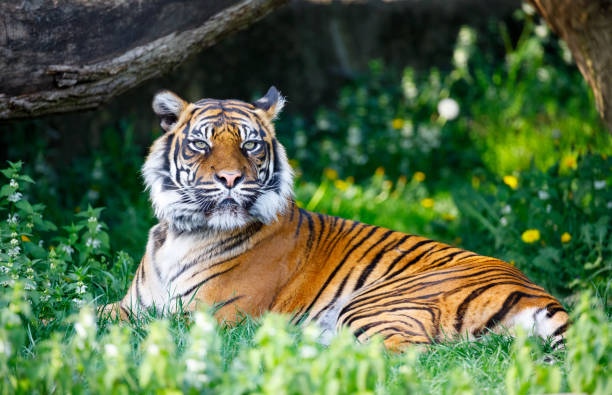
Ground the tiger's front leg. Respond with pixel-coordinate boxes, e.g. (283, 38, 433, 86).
(98, 223, 197, 320)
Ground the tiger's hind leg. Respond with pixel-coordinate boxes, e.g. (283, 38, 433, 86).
(336, 260, 569, 351)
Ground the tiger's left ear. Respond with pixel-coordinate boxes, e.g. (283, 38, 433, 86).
(253, 86, 285, 120)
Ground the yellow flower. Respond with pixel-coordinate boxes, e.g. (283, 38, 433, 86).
(374, 167, 385, 177)
(509, 260, 515, 266)
(346, 176, 355, 184)
(471, 175, 480, 189)
(503, 175, 518, 190)
(442, 213, 456, 221)
(561, 232, 571, 243)
(521, 229, 541, 243)
(561, 154, 578, 171)
(21, 235, 30, 242)
(391, 118, 404, 130)
(397, 175, 407, 185)
(323, 168, 338, 180)
(334, 179, 348, 191)
(413, 171, 426, 182)
(421, 198, 434, 208)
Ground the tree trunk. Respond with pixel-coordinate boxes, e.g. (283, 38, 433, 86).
(0, 0, 287, 120)
(528, 0, 612, 133)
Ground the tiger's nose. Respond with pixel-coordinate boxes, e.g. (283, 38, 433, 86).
(215, 170, 243, 188)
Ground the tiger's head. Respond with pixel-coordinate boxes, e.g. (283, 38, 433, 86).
(143, 87, 293, 233)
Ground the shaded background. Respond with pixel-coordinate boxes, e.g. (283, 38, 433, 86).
(1, 0, 523, 160)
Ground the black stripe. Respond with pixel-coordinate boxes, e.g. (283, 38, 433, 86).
(302, 226, 379, 316)
(380, 239, 434, 277)
(216, 295, 244, 310)
(385, 245, 437, 279)
(475, 291, 540, 336)
(179, 263, 240, 298)
(312, 267, 355, 321)
(353, 235, 398, 291)
(301, 209, 315, 253)
(553, 323, 568, 336)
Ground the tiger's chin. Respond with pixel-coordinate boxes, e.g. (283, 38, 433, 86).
(206, 206, 255, 232)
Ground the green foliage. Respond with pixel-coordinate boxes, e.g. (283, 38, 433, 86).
(456, 154, 612, 297)
(278, 16, 611, 183)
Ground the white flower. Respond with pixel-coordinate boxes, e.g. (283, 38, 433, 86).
(10, 238, 19, 246)
(72, 298, 85, 307)
(607, 201, 612, 209)
(500, 217, 508, 227)
(86, 238, 101, 249)
(87, 190, 99, 201)
(594, 180, 606, 190)
(194, 312, 215, 333)
(92, 168, 103, 180)
(501, 205, 512, 214)
(147, 344, 160, 356)
(522, 2, 536, 15)
(453, 48, 468, 69)
(62, 245, 74, 256)
(7, 247, 21, 257)
(546, 204, 552, 213)
(437, 98, 460, 120)
(0, 340, 12, 357)
(7, 214, 19, 224)
(95, 224, 102, 233)
(8, 192, 22, 202)
(24, 283, 35, 291)
(76, 282, 87, 295)
(402, 80, 418, 100)
(88, 216, 97, 223)
(74, 322, 87, 338)
(0, 266, 9, 274)
(40, 293, 50, 302)
(9, 179, 18, 189)
(299, 345, 318, 359)
(185, 358, 207, 373)
(538, 190, 550, 200)
(104, 344, 119, 357)
(535, 24, 548, 38)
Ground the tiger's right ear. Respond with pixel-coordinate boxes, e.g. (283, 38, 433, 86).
(152, 90, 187, 132)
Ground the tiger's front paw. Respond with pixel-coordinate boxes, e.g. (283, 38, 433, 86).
(97, 302, 130, 321)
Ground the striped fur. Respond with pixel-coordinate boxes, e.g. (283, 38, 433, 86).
(101, 87, 569, 350)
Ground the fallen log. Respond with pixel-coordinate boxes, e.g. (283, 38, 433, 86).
(0, 0, 287, 120)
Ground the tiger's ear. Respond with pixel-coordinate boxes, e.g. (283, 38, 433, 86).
(253, 86, 285, 120)
(152, 90, 187, 132)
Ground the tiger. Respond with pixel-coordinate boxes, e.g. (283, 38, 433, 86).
(100, 87, 569, 351)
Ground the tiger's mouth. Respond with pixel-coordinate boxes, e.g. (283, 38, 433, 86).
(205, 195, 255, 231)
(217, 197, 240, 208)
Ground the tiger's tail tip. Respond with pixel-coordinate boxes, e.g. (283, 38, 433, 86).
(533, 307, 569, 350)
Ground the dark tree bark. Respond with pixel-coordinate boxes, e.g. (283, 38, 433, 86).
(528, 0, 612, 133)
(0, 0, 287, 120)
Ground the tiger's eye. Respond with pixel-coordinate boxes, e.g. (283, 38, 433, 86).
(243, 141, 258, 150)
(194, 141, 208, 150)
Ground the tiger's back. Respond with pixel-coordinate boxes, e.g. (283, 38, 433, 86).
(102, 87, 568, 350)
